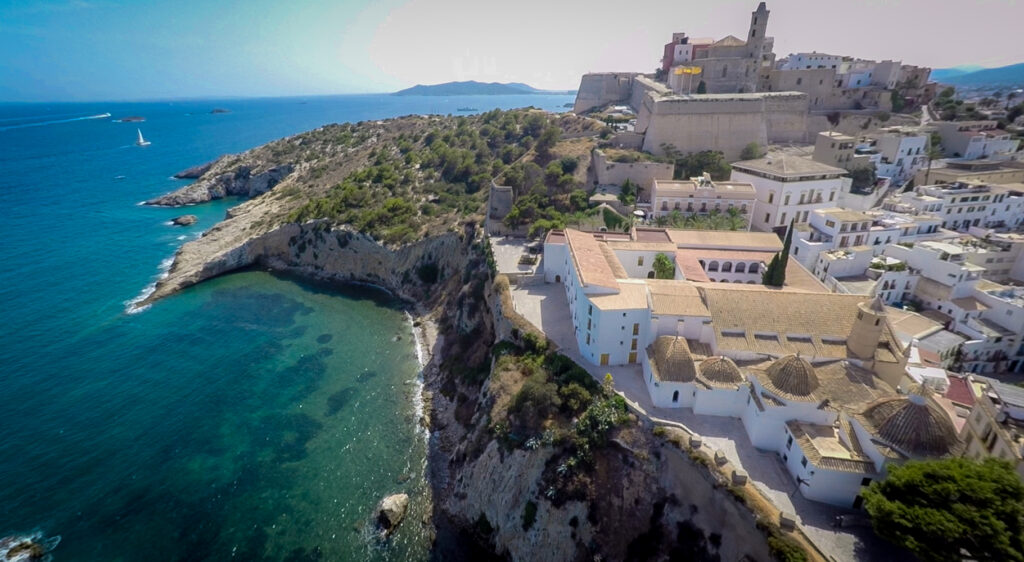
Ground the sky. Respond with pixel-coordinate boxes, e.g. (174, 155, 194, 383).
(1, 0, 1022, 102)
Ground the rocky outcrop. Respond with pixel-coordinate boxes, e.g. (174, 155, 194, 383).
(171, 215, 197, 226)
(377, 493, 410, 535)
(145, 164, 294, 206)
(172, 158, 220, 179)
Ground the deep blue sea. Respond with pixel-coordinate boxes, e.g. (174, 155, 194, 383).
(0, 93, 574, 561)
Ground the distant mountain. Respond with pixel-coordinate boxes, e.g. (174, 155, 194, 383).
(392, 81, 573, 96)
(930, 65, 986, 82)
(934, 63, 1024, 87)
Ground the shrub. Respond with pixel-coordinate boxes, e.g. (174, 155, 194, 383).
(511, 373, 562, 430)
(559, 383, 593, 415)
(740, 142, 763, 160)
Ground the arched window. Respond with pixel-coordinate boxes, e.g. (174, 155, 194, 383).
(735, 263, 746, 273)
(748, 263, 759, 274)
(722, 262, 733, 273)
(647, 271, 655, 279)
(707, 261, 720, 272)
(672, 390, 679, 403)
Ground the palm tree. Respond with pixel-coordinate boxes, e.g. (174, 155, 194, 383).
(724, 206, 748, 230)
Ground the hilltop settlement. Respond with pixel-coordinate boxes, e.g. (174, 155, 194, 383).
(140, 3, 1024, 560)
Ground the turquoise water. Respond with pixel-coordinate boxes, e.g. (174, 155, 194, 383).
(0, 93, 574, 560)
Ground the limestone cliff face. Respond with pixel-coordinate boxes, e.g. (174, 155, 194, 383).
(141, 218, 469, 308)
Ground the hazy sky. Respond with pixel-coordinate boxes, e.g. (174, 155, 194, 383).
(1, 0, 1021, 102)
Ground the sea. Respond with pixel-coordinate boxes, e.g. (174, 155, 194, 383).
(0, 93, 575, 561)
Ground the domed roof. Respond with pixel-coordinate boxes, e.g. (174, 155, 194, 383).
(698, 356, 745, 386)
(648, 336, 697, 383)
(765, 354, 819, 397)
(861, 392, 960, 457)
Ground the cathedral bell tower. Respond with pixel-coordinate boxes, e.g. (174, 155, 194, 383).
(748, 2, 770, 59)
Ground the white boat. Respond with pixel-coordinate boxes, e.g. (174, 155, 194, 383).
(135, 128, 151, 147)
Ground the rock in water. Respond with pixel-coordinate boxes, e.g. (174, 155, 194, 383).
(173, 158, 220, 179)
(171, 215, 198, 226)
(377, 493, 410, 535)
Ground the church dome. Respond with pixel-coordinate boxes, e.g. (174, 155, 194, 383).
(698, 356, 745, 386)
(765, 354, 819, 396)
(862, 392, 960, 458)
(648, 336, 697, 383)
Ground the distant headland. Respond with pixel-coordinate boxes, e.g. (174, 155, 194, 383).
(392, 80, 575, 96)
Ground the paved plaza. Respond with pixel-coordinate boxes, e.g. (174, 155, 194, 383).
(510, 280, 898, 561)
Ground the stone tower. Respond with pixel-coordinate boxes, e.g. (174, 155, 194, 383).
(747, 2, 770, 59)
(847, 295, 887, 362)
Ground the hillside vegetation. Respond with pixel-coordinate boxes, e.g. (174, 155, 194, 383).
(287, 109, 600, 244)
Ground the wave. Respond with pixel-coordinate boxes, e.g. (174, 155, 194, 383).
(405, 311, 429, 443)
(0, 112, 111, 132)
(124, 255, 175, 314)
(0, 532, 60, 562)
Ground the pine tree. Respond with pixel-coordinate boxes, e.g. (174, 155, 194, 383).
(762, 220, 794, 287)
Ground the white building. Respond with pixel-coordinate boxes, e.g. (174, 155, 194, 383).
(961, 375, 1024, 479)
(543, 227, 966, 508)
(780, 52, 844, 71)
(872, 130, 929, 186)
(651, 174, 756, 226)
(730, 155, 849, 233)
(935, 121, 1021, 160)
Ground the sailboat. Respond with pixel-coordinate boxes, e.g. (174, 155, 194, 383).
(135, 128, 151, 147)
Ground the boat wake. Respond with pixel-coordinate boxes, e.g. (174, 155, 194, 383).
(0, 532, 60, 562)
(124, 255, 175, 314)
(0, 112, 110, 131)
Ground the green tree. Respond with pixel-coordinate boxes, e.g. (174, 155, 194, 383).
(569, 189, 589, 211)
(696, 80, 707, 94)
(890, 90, 906, 113)
(536, 126, 561, 156)
(619, 179, 637, 206)
(762, 220, 793, 287)
(863, 458, 1024, 562)
(652, 253, 675, 279)
(939, 86, 955, 99)
(673, 150, 731, 181)
(740, 142, 763, 160)
(849, 166, 878, 191)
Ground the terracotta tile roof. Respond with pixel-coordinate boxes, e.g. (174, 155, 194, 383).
(647, 336, 698, 383)
(712, 34, 746, 47)
(788, 420, 877, 474)
(647, 282, 710, 316)
(701, 288, 894, 358)
(697, 356, 746, 388)
(852, 392, 963, 458)
(598, 242, 629, 279)
(944, 375, 976, 407)
(675, 254, 711, 282)
(564, 228, 619, 290)
(633, 228, 673, 243)
(753, 359, 896, 407)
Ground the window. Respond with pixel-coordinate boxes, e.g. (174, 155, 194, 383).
(786, 435, 793, 450)
(768, 192, 774, 204)
(780, 212, 787, 224)
(801, 456, 808, 468)
(765, 213, 771, 224)
(722, 65, 728, 78)
(796, 77, 802, 86)
(632, 323, 639, 336)
(631, 339, 638, 351)
(861, 477, 872, 486)
(586, 333, 591, 345)
(588, 305, 592, 316)
(637, 256, 644, 267)
(784, 194, 791, 205)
